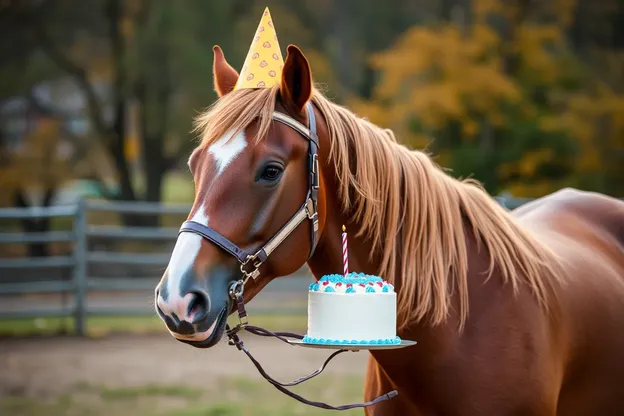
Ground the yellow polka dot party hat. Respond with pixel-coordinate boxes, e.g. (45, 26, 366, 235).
(234, 7, 285, 90)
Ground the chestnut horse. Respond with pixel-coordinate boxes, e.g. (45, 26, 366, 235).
(155, 44, 624, 415)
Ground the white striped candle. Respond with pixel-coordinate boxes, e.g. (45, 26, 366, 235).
(342, 225, 349, 278)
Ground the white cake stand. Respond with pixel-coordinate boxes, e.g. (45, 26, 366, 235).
(288, 339, 417, 351)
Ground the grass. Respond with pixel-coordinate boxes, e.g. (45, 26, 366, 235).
(0, 375, 366, 416)
(0, 313, 309, 338)
(101, 385, 203, 400)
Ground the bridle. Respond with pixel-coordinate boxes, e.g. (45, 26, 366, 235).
(177, 102, 398, 411)
(179, 101, 320, 292)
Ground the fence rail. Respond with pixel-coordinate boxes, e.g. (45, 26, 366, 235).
(0, 195, 532, 335)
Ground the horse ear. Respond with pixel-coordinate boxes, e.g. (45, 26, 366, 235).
(280, 45, 312, 113)
(212, 45, 239, 97)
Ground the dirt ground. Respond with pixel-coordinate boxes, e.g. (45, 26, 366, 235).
(0, 332, 369, 399)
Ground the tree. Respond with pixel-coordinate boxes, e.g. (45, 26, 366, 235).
(2, 0, 238, 225)
(351, 0, 623, 197)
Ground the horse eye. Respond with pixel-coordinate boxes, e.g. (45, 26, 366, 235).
(260, 165, 283, 182)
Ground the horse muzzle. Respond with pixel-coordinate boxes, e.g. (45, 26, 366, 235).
(155, 266, 236, 348)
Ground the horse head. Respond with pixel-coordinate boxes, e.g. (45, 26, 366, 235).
(155, 44, 328, 348)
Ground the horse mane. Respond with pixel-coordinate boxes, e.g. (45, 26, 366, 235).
(194, 85, 565, 331)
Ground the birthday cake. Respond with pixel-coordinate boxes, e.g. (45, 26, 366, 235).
(303, 273, 401, 346)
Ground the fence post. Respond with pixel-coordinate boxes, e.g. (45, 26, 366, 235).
(72, 198, 87, 336)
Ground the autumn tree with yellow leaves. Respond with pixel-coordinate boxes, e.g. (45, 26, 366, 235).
(352, 0, 623, 197)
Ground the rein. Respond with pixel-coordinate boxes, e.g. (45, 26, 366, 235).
(225, 280, 398, 411)
(178, 102, 398, 410)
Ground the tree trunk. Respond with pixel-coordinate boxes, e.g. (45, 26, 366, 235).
(14, 188, 55, 257)
(329, 0, 357, 99)
(136, 0, 173, 226)
(106, 0, 135, 205)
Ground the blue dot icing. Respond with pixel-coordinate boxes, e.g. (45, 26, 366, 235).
(324, 286, 335, 293)
(319, 273, 382, 285)
(345, 287, 356, 293)
(302, 336, 402, 346)
(365, 286, 376, 293)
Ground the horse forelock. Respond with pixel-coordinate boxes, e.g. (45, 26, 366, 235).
(192, 84, 566, 332)
(194, 86, 281, 151)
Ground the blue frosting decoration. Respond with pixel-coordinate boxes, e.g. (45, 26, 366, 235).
(318, 272, 383, 285)
(309, 272, 396, 294)
(302, 335, 402, 346)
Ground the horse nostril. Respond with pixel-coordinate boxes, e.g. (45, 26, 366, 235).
(187, 291, 209, 324)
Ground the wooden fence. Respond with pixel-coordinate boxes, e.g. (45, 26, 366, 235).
(0, 196, 530, 335)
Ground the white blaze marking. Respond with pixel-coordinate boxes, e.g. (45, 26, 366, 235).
(161, 130, 247, 319)
(207, 129, 247, 176)
(191, 203, 209, 226)
(165, 205, 209, 300)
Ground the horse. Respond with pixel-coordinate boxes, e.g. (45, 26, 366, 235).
(154, 43, 624, 415)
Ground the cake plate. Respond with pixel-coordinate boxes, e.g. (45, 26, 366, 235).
(288, 339, 417, 351)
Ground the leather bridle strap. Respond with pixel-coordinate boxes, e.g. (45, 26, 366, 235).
(178, 102, 319, 283)
(226, 326, 398, 410)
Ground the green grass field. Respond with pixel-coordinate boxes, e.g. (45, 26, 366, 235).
(0, 314, 309, 338)
(0, 375, 365, 416)
(0, 313, 369, 416)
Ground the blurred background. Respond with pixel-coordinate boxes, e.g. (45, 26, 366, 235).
(0, 0, 622, 415)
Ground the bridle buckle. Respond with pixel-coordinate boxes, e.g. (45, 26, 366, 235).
(305, 198, 319, 233)
(229, 279, 245, 298)
(305, 198, 316, 220)
(240, 254, 261, 280)
(228, 280, 249, 330)
(311, 154, 320, 191)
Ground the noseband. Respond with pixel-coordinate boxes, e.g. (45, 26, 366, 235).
(177, 102, 397, 411)
(179, 101, 320, 287)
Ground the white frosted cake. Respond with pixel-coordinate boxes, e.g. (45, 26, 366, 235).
(303, 272, 401, 346)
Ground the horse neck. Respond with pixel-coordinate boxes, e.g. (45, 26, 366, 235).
(303, 104, 474, 336)
(305, 103, 384, 280)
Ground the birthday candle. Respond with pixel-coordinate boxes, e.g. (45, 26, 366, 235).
(342, 225, 349, 278)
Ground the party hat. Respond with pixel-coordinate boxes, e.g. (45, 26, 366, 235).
(234, 7, 284, 90)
